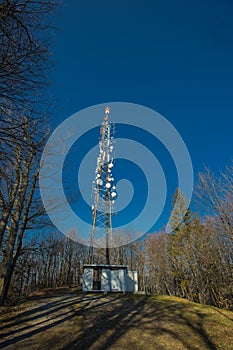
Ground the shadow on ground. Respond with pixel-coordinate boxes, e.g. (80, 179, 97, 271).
(0, 291, 231, 350)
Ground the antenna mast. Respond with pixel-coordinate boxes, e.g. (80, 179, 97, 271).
(89, 107, 117, 264)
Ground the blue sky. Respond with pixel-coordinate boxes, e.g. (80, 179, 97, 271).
(45, 0, 233, 236)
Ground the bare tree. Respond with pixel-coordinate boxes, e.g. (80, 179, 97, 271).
(0, 0, 56, 119)
(0, 0, 58, 305)
(196, 163, 233, 236)
(0, 117, 48, 305)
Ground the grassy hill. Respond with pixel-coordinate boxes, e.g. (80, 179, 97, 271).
(0, 289, 232, 350)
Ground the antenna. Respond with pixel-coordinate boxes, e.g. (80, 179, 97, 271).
(89, 107, 117, 264)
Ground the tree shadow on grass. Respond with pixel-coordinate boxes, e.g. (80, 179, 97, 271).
(0, 294, 224, 350)
(63, 295, 220, 350)
(0, 293, 126, 350)
(0, 293, 105, 349)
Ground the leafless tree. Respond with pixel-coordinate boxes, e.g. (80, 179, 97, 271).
(196, 163, 233, 236)
(0, 0, 57, 120)
(0, 117, 48, 305)
(0, 0, 58, 305)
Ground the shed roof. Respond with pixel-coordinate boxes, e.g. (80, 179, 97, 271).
(83, 264, 128, 269)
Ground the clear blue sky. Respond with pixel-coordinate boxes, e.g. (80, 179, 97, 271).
(46, 0, 233, 235)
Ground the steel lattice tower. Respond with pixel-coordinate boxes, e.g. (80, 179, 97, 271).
(89, 107, 117, 264)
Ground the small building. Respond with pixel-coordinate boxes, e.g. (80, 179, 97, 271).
(82, 264, 138, 293)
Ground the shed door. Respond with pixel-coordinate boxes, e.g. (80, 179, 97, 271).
(93, 267, 101, 290)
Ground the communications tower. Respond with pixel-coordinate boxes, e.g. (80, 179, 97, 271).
(89, 107, 117, 264)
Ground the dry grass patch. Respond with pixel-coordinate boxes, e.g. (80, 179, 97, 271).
(0, 290, 232, 350)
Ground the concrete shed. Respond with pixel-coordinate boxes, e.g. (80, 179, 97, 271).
(82, 264, 138, 293)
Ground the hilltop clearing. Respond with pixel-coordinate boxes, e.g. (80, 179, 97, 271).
(0, 288, 232, 350)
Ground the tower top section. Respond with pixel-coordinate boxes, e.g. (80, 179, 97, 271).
(104, 106, 110, 121)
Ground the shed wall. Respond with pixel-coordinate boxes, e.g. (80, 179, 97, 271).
(82, 268, 93, 292)
(101, 268, 126, 292)
(127, 270, 138, 292)
(82, 266, 138, 292)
